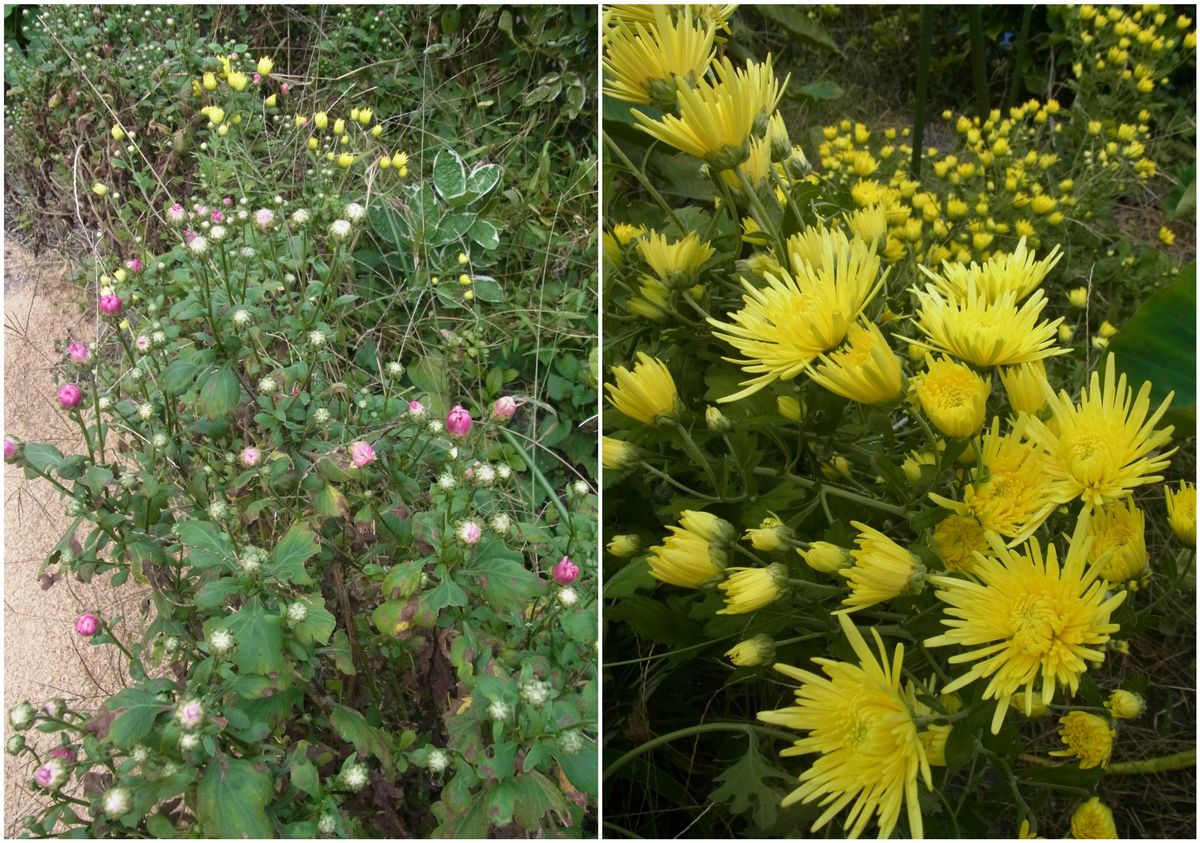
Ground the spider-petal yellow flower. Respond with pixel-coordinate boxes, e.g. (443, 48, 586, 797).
(633, 55, 786, 169)
(910, 283, 1066, 368)
(1000, 359, 1050, 415)
(931, 514, 992, 574)
(1071, 797, 1117, 839)
(602, 6, 716, 106)
(1165, 480, 1195, 546)
(709, 231, 886, 402)
(926, 510, 1127, 733)
(930, 418, 1059, 544)
(647, 510, 733, 588)
(757, 613, 932, 839)
(1051, 711, 1115, 768)
(922, 237, 1062, 303)
(1023, 355, 1176, 508)
(638, 230, 715, 290)
(604, 352, 680, 425)
(1088, 498, 1147, 583)
(841, 522, 924, 611)
(717, 563, 788, 614)
(911, 356, 990, 439)
(601, 435, 639, 470)
(603, 3, 739, 36)
(809, 321, 904, 405)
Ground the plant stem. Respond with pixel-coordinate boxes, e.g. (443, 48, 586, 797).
(752, 466, 907, 516)
(1106, 750, 1196, 775)
(603, 722, 796, 781)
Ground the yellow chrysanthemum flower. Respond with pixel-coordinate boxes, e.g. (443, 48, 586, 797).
(726, 634, 776, 667)
(808, 321, 904, 405)
(1071, 797, 1118, 839)
(923, 237, 1062, 304)
(909, 283, 1066, 368)
(1165, 480, 1195, 545)
(911, 356, 990, 440)
(1088, 498, 1148, 583)
(743, 515, 794, 551)
(717, 563, 788, 614)
(601, 435, 639, 470)
(1105, 689, 1145, 720)
(632, 55, 786, 169)
(1023, 355, 1176, 508)
(800, 541, 853, 573)
(931, 418, 1058, 543)
(841, 522, 925, 611)
(843, 204, 889, 245)
(926, 510, 1127, 733)
(638, 230, 715, 289)
(720, 133, 773, 189)
(758, 613, 933, 839)
(647, 510, 733, 588)
(602, 6, 716, 106)
(604, 352, 680, 425)
(709, 231, 886, 401)
(607, 534, 641, 557)
(1000, 359, 1050, 415)
(931, 514, 992, 574)
(604, 3, 739, 36)
(1051, 711, 1115, 768)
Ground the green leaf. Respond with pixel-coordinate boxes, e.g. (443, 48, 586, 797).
(754, 6, 842, 54)
(225, 600, 285, 675)
(408, 354, 451, 418)
(465, 163, 501, 198)
(471, 275, 505, 303)
(426, 575, 469, 613)
(383, 560, 425, 599)
(177, 521, 233, 569)
(487, 779, 518, 827)
(292, 595, 336, 646)
(161, 360, 200, 396)
(197, 754, 274, 838)
(432, 148, 467, 200)
(466, 556, 544, 608)
(104, 688, 169, 748)
(21, 443, 64, 474)
(145, 815, 176, 838)
(468, 219, 500, 251)
(330, 705, 394, 772)
(270, 523, 319, 585)
(603, 557, 656, 598)
(512, 771, 570, 828)
(199, 365, 240, 419)
(708, 736, 792, 828)
(195, 576, 243, 610)
(1108, 261, 1196, 428)
(290, 757, 320, 798)
(434, 211, 476, 246)
(553, 742, 598, 798)
(313, 484, 349, 520)
(792, 80, 845, 101)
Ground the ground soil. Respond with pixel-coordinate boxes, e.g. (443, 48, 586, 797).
(3, 240, 145, 834)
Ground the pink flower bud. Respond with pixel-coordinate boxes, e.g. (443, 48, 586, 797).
(210, 210, 224, 223)
(4, 437, 19, 462)
(252, 73, 262, 84)
(184, 228, 196, 243)
(98, 295, 122, 316)
(74, 612, 100, 636)
(240, 447, 261, 467)
(492, 396, 518, 421)
(58, 384, 84, 409)
(553, 556, 580, 585)
(280, 82, 290, 95)
(34, 764, 56, 788)
(457, 521, 483, 545)
(407, 400, 425, 418)
(66, 342, 89, 363)
(127, 258, 142, 272)
(223, 197, 233, 207)
(48, 746, 76, 763)
(135, 335, 150, 352)
(446, 404, 473, 437)
(350, 441, 376, 468)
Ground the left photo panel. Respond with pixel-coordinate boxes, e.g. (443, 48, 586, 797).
(3, 5, 598, 838)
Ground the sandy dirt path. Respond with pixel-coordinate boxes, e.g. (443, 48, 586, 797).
(3, 241, 145, 833)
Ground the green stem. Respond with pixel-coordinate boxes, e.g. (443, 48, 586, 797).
(638, 461, 727, 502)
(670, 419, 722, 496)
(496, 428, 571, 526)
(603, 133, 686, 235)
(752, 467, 907, 516)
(1106, 750, 1196, 775)
(603, 722, 795, 782)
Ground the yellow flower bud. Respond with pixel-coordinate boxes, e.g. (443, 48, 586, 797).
(776, 395, 803, 421)
(1104, 689, 1145, 720)
(800, 541, 853, 573)
(203, 72, 217, 91)
(92, 182, 108, 197)
(607, 534, 641, 557)
(314, 112, 329, 130)
(333, 118, 346, 135)
(358, 107, 372, 125)
(726, 634, 776, 667)
(111, 124, 125, 141)
(307, 137, 319, 150)
(371, 124, 383, 137)
(378, 155, 391, 169)
(265, 94, 277, 108)
(227, 71, 249, 92)
(336, 152, 356, 168)
(257, 56, 273, 76)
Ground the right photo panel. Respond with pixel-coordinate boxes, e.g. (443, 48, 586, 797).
(601, 5, 1197, 839)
